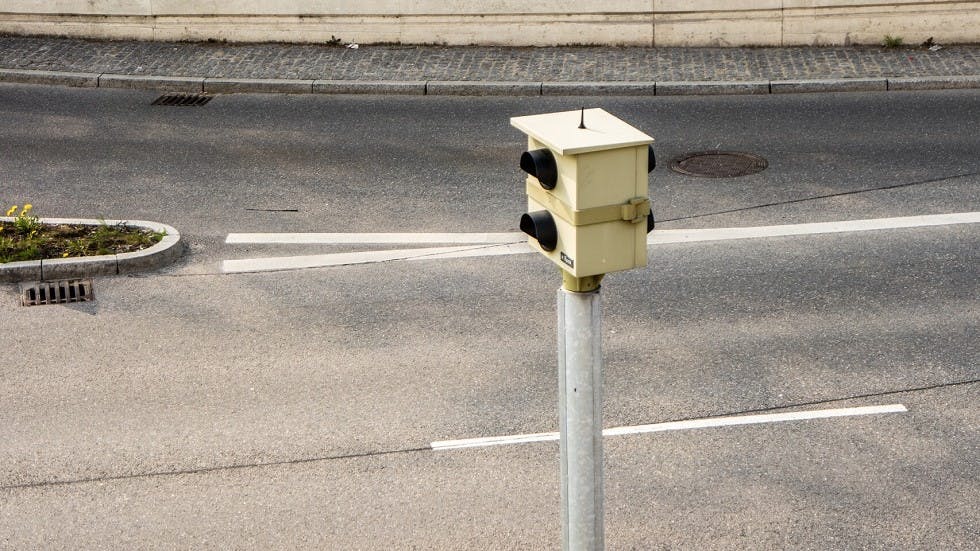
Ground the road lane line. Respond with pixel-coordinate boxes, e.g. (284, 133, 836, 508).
(430, 404, 908, 451)
(222, 212, 979, 273)
(226, 232, 525, 244)
(226, 212, 979, 246)
(648, 211, 980, 245)
(220, 244, 499, 273)
(410, 242, 531, 260)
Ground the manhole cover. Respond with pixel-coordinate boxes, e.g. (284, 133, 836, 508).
(669, 151, 768, 178)
(19, 279, 94, 306)
(151, 93, 212, 106)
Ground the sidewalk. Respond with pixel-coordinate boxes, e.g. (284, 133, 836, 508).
(1, 35, 977, 95)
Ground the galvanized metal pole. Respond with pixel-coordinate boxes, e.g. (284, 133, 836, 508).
(557, 285, 604, 551)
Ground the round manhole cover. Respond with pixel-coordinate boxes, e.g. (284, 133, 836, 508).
(669, 151, 768, 178)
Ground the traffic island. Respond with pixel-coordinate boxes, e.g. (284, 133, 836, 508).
(0, 216, 181, 282)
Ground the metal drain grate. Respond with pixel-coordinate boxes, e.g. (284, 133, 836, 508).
(20, 279, 94, 306)
(151, 93, 213, 106)
(669, 151, 768, 178)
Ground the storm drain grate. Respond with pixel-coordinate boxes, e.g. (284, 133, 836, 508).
(669, 151, 768, 178)
(20, 279, 94, 306)
(151, 93, 213, 106)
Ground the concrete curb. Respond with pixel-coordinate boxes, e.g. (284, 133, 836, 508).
(1, 68, 978, 96)
(656, 80, 770, 95)
(771, 77, 887, 93)
(886, 75, 980, 90)
(0, 68, 99, 87)
(313, 79, 426, 95)
(426, 80, 542, 95)
(541, 81, 657, 96)
(0, 217, 182, 282)
(100, 73, 205, 93)
(203, 77, 314, 94)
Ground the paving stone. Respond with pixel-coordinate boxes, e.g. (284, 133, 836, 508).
(0, 36, 977, 90)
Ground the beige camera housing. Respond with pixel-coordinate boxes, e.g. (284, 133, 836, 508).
(511, 108, 654, 278)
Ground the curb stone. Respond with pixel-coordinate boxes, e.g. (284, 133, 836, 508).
(1, 69, 979, 96)
(42, 254, 118, 280)
(0, 259, 41, 281)
(312, 80, 427, 95)
(0, 68, 99, 87)
(771, 77, 887, 93)
(887, 75, 980, 90)
(0, 217, 182, 283)
(655, 80, 770, 95)
(426, 80, 542, 95)
(203, 78, 314, 94)
(99, 73, 205, 93)
(541, 81, 657, 96)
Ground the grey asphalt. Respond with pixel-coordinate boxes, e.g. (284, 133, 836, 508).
(0, 35, 978, 95)
(0, 82, 977, 548)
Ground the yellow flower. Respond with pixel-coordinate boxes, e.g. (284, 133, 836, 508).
(22, 204, 32, 213)
(62, 252, 70, 258)
(5, 205, 16, 216)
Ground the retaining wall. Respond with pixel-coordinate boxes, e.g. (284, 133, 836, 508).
(1, 1, 977, 46)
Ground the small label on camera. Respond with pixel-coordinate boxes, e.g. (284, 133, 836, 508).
(560, 252, 574, 268)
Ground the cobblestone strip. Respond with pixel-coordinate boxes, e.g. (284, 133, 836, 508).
(1, 36, 977, 83)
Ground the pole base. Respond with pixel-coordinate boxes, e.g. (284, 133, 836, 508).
(562, 272, 604, 293)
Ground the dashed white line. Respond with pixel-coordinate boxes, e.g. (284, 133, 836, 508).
(430, 404, 908, 451)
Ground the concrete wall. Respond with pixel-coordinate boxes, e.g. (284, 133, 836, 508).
(0, 1, 977, 46)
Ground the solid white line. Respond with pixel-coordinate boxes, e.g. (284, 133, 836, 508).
(226, 212, 979, 246)
(222, 211, 979, 273)
(430, 404, 908, 451)
(648, 211, 980, 245)
(604, 403, 908, 436)
(220, 244, 497, 273)
(408, 242, 531, 260)
(226, 232, 525, 244)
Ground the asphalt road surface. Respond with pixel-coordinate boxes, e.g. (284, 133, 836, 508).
(0, 84, 977, 549)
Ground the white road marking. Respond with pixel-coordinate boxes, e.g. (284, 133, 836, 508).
(220, 244, 501, 274)
(649, 212, 980, 245)
(430, 404, 908, 451)
(411, 242, 531, 260)
(226, 232, 524, 244)
(222, 211, 979, 273)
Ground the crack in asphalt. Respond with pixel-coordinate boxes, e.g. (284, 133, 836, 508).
(659, 170, 980, 223)
(0, 447, 434, 493)
(2, 378, 976, 492)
